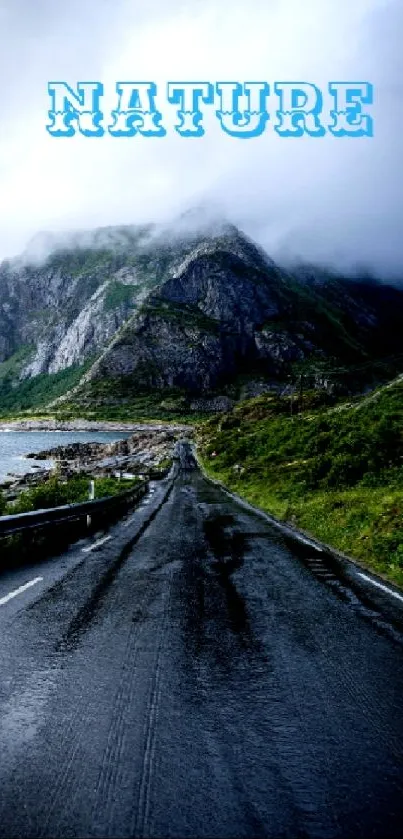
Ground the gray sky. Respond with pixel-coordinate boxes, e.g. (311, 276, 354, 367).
(0, 0, 402, 275)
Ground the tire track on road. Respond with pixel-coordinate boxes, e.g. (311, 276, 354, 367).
(131, 569, 174, 839)
(90, 587, 153, 837)
(37, 482, 178, 837)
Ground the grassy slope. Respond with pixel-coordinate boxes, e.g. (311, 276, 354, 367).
(52, 377, 202, 423)
(0, 364, 90, 417)
(197, 382, 403, 587)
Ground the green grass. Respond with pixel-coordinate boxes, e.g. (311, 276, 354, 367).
(198, 382, 403, 586)
(54, 379, 203, 424)
(0, 363, 92, 416)
(104, 281, 137, 312)
(143, 300, 220, 333)
(288, 489, 403, 584)
(0, 346, 34, 383)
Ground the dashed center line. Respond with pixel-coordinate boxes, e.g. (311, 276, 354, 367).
(82, 535, 112, 554)
(0, 576, 44, 607)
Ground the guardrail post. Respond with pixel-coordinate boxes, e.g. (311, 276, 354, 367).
(87, 480, 95, 528)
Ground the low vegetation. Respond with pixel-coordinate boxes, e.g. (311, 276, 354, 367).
(0, 368, 203, 423)
(198, 381, 403, 586)
(104, 280, 137, 312)
(0, 364, 90, 416)
(50, 380, 205, 423)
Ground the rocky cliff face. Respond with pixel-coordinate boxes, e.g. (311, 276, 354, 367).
(82, 235, 290, 393)
(79, 231, 403, 397)
(1, 220, 403, 411)
(0, 224, 205, 380)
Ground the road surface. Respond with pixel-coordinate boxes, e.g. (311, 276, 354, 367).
(0, 444, 402, 838)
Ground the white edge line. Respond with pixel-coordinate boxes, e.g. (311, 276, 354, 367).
(295, 535, 323, 552)
(357, 572, 403, 604)
(0, 576, 44, 607)
(82, 535, 112, 554)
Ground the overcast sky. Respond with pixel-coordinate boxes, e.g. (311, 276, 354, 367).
(0, 0, 402, 275)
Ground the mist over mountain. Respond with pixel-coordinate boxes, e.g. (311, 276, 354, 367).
(1, 219, 403, 416)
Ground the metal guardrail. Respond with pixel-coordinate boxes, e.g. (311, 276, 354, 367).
(0, 482, 147, 538)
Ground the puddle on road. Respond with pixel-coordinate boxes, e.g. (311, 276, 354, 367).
(203, 516, 249, 637)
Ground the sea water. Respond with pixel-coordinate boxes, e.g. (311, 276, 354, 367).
(0, 431, 130, 483)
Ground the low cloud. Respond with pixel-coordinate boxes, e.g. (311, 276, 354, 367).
(0, 0, 402, 276)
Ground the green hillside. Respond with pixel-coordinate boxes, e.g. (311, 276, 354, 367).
(0, 363, 89, 416)
(198, 378, 403, 586)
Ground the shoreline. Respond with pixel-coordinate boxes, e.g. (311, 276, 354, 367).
(0, 419, 192, 433)
(0, 421, 192, 492)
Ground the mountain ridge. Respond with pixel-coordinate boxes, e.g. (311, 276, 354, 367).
(1, 221, 403, 415)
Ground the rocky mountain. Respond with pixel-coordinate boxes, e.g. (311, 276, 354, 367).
(1, 220, 403, 414)
(0, 224, 195, 376)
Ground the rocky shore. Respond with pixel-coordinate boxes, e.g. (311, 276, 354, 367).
(27, 427, 187, 474)
(0, 424, 193, 502)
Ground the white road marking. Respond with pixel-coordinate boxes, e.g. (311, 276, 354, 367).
(0, 577, 43, 607)
(357, 572, 403, 604)
(297, 535, 323, 551)
(82, 535, 112, 554)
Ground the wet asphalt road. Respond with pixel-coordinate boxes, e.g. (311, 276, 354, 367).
(0, 445, 403, 838)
